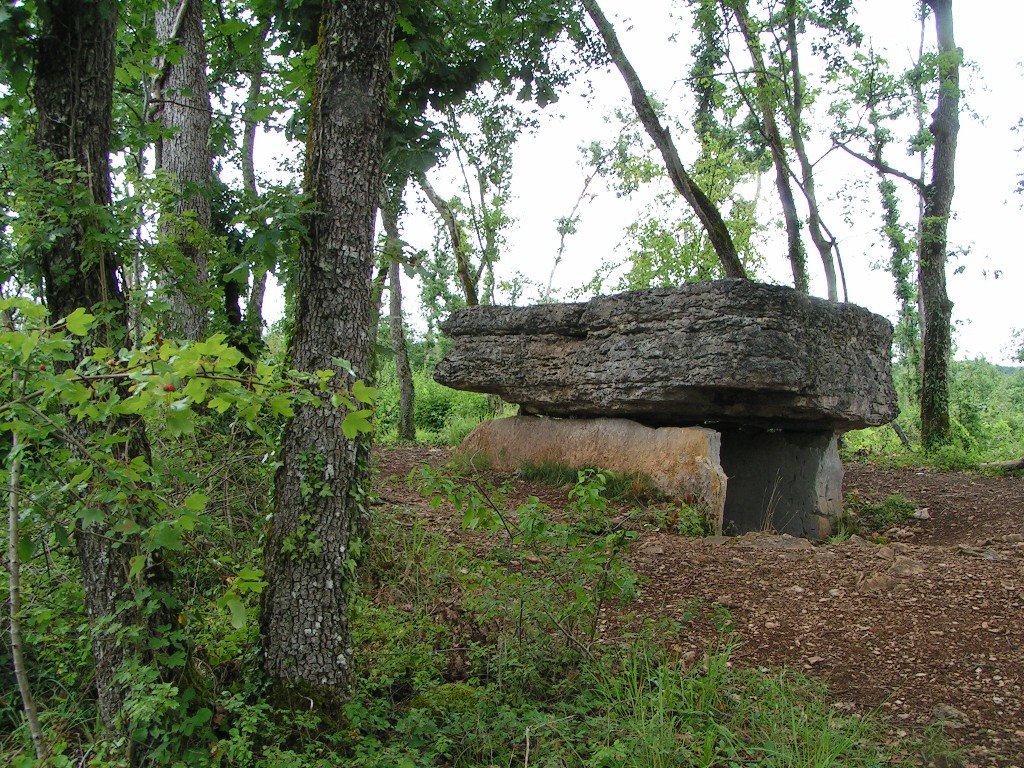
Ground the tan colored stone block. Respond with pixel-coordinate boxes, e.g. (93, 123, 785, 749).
(459, 416, 726, 534)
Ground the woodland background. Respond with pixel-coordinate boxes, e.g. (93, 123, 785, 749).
(1, 0, 1022, 765)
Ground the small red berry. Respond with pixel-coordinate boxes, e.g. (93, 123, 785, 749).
(163, 384, 176, 392)
(39, 363, 46, 371)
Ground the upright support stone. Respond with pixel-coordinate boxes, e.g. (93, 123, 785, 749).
(718, 428, 842, 539)
(459, 416, 727, 534)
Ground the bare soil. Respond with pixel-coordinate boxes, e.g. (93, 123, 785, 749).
(374, 446, 1024, 767)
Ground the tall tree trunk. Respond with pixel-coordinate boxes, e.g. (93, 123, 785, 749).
(154, 0, 214, 340)
(33, 0, 156, 750)
(728, 0, 807, 292)
(243, 20, 270, 346)
(389, 261, 416, 441)
(919, 0, 959, 448)
(260, 0, 398, 711)
(581, 0, 747, 280)
(783, 3, 838, 300)
(419, 174, 480, 305)
(381, 207, 417, 441)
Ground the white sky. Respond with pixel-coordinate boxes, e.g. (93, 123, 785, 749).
(263, 0, 1024, 364)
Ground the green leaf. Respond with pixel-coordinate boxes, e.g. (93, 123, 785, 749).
(183, 377, 210, 403)
(129, 555, 147, 580)
(166, 407, 195, 437)
(225, 596, 246, 629)
(64, 308, 95, 336)
(150, 522, 184, 552)
(183, 492, 208, 512)
(17, 534, 35, 563)
(19, 331, 39, 363)
(219, 19, 247, 35)
(113, 397, 147, 415)
(341, 409, 374, 439)
(80, 506, 104, 527)
(352, 380, 378, 405)
(208, 395, 232, 414)
(269, 395, 294, 418)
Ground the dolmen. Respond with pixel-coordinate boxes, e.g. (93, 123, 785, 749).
(434, 280, 898, 540)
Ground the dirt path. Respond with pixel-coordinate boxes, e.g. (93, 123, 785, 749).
(374, 448, 1024, 767)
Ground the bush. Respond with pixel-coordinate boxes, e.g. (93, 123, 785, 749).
(375, 361, 493, 444)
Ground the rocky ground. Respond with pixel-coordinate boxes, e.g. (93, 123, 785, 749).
(374, 446, 1024, 767)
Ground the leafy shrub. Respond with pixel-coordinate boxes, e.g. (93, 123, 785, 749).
(374, 361, 492, 444)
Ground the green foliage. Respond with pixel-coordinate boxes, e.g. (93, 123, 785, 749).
(843, 492, 919, 533)
(374, 359, 492, 444)
(4, 441, 921, 766)
(416, 464, 638, 658)
(517, 462, 664, 505)
(844, 358, 1024, 468)
(580, 106, 764, 295)
(588, 644, 888, 767)
(0, 295, 381, 763)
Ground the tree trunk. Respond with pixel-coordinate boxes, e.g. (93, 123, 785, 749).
(581, 0, 747, 280)
(919, 0, 959, 449)
(260, 0, 397, 711)
(33, 0, 156, 748)
(242, 20, 270, 347)
(729, 0, 807, 293)
(419, 174, 480, 305)
(783, 3, 838, 300)
(381, 207, 417, 441)
(389, 260, 416, 441)
(155, 0, 214, 340)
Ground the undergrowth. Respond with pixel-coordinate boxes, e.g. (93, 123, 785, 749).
(832, 492, 921, 540)
(2, 462, 922, 766)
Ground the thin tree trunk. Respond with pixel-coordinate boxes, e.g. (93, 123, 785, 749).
(243, 20, 270, 344)
(581, 0, 747, 280)
(381, 205, 416, 440)
(260, 0, 398, 711)
(33, 0, 158, 751)
(547, 149, 610, 300)
(389, 261, 416, 441)
(919, 0, 959, 449)
(419, 174, 480, 305)
(891, 421, 912, 450)
(154, 0, 213, 340)
(7, 427, 48, 762)
(979, 457, 1024, 472)
(729, 0, 807, 292)
(783, 3, 838, 300)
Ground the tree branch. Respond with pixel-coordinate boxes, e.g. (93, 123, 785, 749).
(834, 141, 925, 190)
(581, 0, 747, 280)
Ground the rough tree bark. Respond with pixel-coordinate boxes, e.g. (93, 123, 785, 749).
(919, 0, 959, 448)
(581, 0, 747, 280)
(728, 0, 808, 293)
(381, 206, 417, 441)
(154, 0, 214, 340)
(33, 0, 157, 750)
(260, 0, 398, 710)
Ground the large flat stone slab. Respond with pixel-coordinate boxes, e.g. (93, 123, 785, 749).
(435, 280, 897, 432)
(458, 416, 727, 534)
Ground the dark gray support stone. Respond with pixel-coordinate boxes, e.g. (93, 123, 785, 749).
(718, 428, 841, 539)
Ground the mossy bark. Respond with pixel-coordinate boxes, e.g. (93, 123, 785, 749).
(919, 0, 959, 449)
(260, 0, 398, 710)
